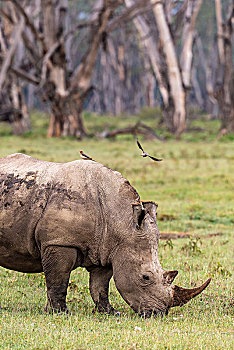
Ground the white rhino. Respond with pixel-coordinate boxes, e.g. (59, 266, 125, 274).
(0, 153, 210, 316)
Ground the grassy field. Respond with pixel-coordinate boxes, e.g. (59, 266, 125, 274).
(0, 111, 233, 349)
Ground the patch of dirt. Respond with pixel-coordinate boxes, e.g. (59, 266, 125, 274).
(157, 213, 176, 221)
(160, 232, 224, 240)
(204, 232, 224, 238)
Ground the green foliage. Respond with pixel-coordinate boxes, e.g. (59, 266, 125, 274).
(0, 111, 233, 349)
(161, 239, 174, 250)
(209, 262, 232, 278)
(181, 237, 202, 256)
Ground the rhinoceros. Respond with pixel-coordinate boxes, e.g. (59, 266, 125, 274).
(0, 153, 210, 317)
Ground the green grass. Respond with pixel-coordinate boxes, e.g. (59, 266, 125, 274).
(0, 111, 233, 349)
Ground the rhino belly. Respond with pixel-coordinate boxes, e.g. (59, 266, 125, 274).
(0, 243, 42, 273)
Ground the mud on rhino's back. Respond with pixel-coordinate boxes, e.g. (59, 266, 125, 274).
(0, 153, 138, 272)
(0, 154, 56, 271)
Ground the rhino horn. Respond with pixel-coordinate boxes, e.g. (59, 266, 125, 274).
(163, 270, 178, 284)
(132, 203, 144, 229)
(171, 278, 211, 307)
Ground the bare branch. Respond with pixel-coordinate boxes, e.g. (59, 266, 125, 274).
(64, 19, 98, 40)
(215, 0, 225, 65)
(0, 17, 25, 91)
(180, 0, 203, 88)
(0, 54, 40, 85)
(0, 19, 8, 53)
(70, 1, 120, 93)
(97, 121, 164, 141)
(0, 7, 14, 25)
(172, 0, 189, 44)
(107, 0, 158, 33)
(40, 41, 61, 88)
(3, 0, 46, 50)
(151, 0, 186, 135)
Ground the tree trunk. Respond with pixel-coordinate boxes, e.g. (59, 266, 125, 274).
(125, 0, 169, 107)
(0, 9, 31, 135)
(46, 90, 86, 139)
(143, 56, 155, 108)
(151, 0, 186, 136)
(43, 0, 117, 138)
(214, 1, 234, 134)
(63, 97, 86, 138)
(191, 62, 204, 109)
(180, 0, 203, 90)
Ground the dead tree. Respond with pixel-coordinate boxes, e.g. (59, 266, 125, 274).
(87, 0, 157, 116)
(0, 11, 30, 134)
(214, 0, 234, 135)
(124, 0, 203, 136)
(1, 0, 156, 138)
(98, 121, 164, 140)
(0, 0, 124, 138)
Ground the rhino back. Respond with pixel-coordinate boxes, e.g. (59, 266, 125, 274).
(34, 158, 140, 266)
(0, 154, 140, 269)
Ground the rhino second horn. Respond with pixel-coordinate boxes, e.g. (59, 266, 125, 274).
(163, 270, 178, 284)
(141, 201, 158, 218)
(132, 203, 145, 229)
(171, 278, 211, 307)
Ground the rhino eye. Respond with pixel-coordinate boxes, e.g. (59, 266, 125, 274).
(142, 274, 150, 280)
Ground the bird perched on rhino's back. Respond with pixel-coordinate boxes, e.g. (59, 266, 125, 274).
(80, 150, 93, 160)
(137, 138, 162, 162)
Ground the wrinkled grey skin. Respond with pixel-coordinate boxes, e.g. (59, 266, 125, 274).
(0, 154, 210, 317)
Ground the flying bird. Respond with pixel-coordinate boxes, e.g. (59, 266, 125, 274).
(137, 139, 162, 162)
(80, 151, 93, 160)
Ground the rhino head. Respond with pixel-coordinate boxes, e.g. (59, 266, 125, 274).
(112, 201, 211, 317)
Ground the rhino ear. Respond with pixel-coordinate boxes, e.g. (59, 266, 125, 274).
(131, 203, 145, 229)
(141, 201, 158, 219)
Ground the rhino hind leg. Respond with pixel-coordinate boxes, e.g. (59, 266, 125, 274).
(88, 266, 119, 315)
(42, 246, 78, 313)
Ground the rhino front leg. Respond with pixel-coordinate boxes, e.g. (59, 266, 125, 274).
(41, 246, 78, 313)
(88, 266, 118, 315)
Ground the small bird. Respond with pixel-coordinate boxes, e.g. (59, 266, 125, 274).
(137, 138, 162, 162)
(80, 150, 93, 160)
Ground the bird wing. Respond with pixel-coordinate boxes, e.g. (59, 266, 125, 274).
(148, 155, 162, 162)
(82, 152, 92, 159)
(137, 139, 145, 152)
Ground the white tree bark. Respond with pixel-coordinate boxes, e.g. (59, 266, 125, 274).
(215, 0, 225, 65)
(125, 0, 169, 107)
(150, 0, 186, 134)
(180, 0, 203, 89)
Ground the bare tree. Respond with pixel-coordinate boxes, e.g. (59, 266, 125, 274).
(124, 0, 203, 135)
(151, 0, 187, 135)
(125, 0, 169, 111)
(214, 0, 234, 135)
(0, 0, 123, 138)
(2, 0, 231, 139)
(1, 0, 158, 138)
(0, 7, 31, 134)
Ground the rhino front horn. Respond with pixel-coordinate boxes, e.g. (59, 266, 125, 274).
(171, 278, 211, 307)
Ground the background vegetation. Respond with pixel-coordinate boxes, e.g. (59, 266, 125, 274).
(0, 111, 233, 349)
(0, 0, 233, 138)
